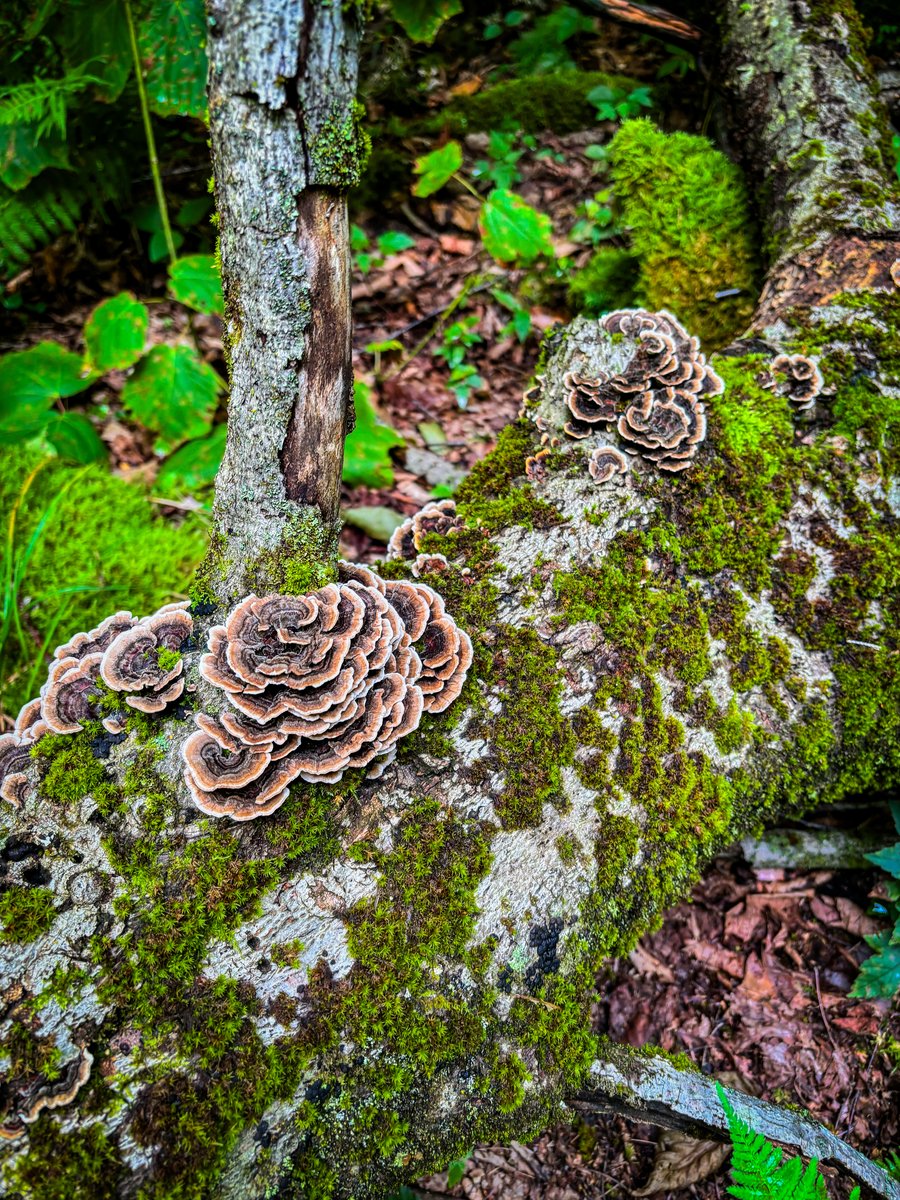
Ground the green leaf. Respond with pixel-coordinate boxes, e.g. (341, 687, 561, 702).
(447, 1153, 471, 1187)
(84, 292, 149, 372)
(867, 843, 900, 879)
(376, 231, 416, 254)
(156, 423, 227, 493)
(389, 0, 462, 43)
(342, 506, 405, 543)
(57, 0, 132, 102)
(138, 0, 208, 118)
(0, 342, 92, 427)
(43, 412, 105, 462)
(850, 929, 900, 998)
(121, 344, 222, 452)
(479, 188, 554, 263)
(168, 254, 224, 316)
(412, 141, 463, 198)
(343, 382, 405, 488)
(0, 123, 70, 191)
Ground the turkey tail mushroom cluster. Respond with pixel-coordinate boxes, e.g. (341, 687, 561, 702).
(762, 353, 823, 412)
(1, 604, 193, 808)
(387, 499, 463, 561)
(561, 309, 724, 474)
(186, 564, 472, 821)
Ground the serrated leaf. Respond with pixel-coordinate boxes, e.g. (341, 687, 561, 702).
(168, 254, 224, 316)
(43, 411, 105, 462)
(57, 0, 132, 102)
(138, 0, 208, 118)
(156, 423, 227, 493)
(84, 292, 149, 372)
(121, 343, 222, 452)
(343, 382, 404, 488)
(0, 342, 92, 428)
(343, 506, 405, 543)
(412, 141, 462, 198)
(389, 0, 462, 43)
(850, 929, 900, 998)
(479, 188, 554, 263)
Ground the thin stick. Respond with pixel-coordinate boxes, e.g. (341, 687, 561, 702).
(124, 0, 177, 264)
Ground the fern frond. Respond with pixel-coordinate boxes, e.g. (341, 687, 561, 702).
(0, 174, 84, 278)
(717, 1084, 826, 1200)
(0, 66, 101, 141)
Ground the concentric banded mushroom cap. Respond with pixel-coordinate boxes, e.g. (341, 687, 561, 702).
(0, 1047, 93, 1140)
(100, 604, 192, 712)
(54, 612, 136, 661)
(588, 445, 629, 484)
(0, 734, 31, 808)
(384, 580, 473, 713)
(41, 653, 105, 735)
(771, 354, 823, 411)
(387, 500, 462, 561)
(14, 698, 47, 744)
(616, 385, 707, 472)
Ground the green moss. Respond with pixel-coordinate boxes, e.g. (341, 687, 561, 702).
(246, 506, 339, 596)
(567, 247, 639, 317)
(0, 448, 205, 714)
(455, 421, 564, 533)
(495, 1052, 530, 1113)
(605, 120, 758, 346)
(156, 647, 181, 671)
(32, 730, 115, 808)
(555, 833, 580, 864)
(309, 99, 372, 190)
(472, 626, 576, 828)
(422, 70, 642, 137)
(3, 1114, 122, 1200)
(0, 885, 55, 943)
(712, 696, 756, 754)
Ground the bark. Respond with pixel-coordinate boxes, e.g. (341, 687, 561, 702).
(205, 0, 361, 601)
(1, 1, 899, 1198)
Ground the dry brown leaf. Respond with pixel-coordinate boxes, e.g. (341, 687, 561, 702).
(629, 944, 675, 983)
(632, 1129, 730, 1195)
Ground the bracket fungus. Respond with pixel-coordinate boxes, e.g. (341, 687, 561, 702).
(588, 445, 629, 484)
(764, 353, 824, 412)
(188, 566, 471, 820)
(560, 310, 724, 473)
(387, 499, 463, 561)
(0, 1048, 93, 1141)
(0, 735, 32, 808)
(99, 601, 192, 713)
(525, 448, 552, 483)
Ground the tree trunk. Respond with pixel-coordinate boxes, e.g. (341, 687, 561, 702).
(2, 1, 899, 1198)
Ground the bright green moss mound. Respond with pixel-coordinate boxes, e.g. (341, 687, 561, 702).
(0, 449, 206, 716)
(576, 119, 758, 347)
(0, 884, 55, 944)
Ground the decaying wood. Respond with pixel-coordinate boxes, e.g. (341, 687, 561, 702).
(573, 1051, 900, 1200)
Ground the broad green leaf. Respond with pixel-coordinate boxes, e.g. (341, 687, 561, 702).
(389, 0, 462, 43)
(84, 292, 149, 372)
(43, 412, 105, 462)
(57, 0, 132, 102)
(156, 423, 227, 493)
(343, 382, 404, 488)
(850, 928, 900, 998)
(412, 141, 463, 198)
(447, 1153, 471, 1187)
(0, 342, 92, 426)
(168, 255, 224, 316)
(139, 0, 208, 118)
(121, 344, 222, 452)
(867, 843, 900, 880)
(479, 188, 554, 263)
(342, 505, 405, 543)
(0, 123, 70, 191)
(376, 231, 416, 254)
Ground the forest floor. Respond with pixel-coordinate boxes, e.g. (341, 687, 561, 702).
(2, 7, 898, 1194)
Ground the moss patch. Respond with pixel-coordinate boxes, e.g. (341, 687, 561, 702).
(0, 884, 55, 944)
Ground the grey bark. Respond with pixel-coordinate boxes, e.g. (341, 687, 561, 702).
(574, 1051, 900, 1200)
(206, 0, 361, 601)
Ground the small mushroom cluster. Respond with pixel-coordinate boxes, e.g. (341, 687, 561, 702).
(760, 353, 823, 412)
(387, 499, 463, 561)
(0, 604, 193, 806)
(561, 309, 724, 474)
(184, 564, 472, 821)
